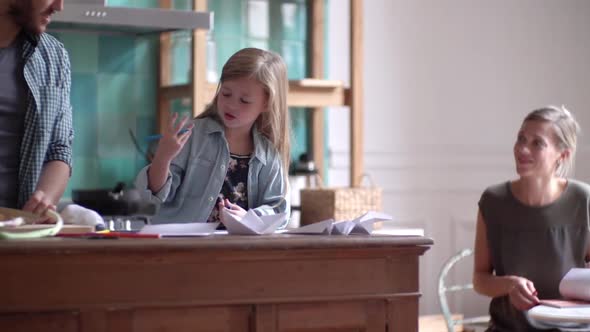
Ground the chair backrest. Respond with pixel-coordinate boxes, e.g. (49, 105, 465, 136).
(438, 248, 489, 332)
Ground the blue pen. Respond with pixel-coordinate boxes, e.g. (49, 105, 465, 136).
(145, 128, 190, 142)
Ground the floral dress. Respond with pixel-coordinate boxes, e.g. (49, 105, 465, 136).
(207, 154, 250, 223)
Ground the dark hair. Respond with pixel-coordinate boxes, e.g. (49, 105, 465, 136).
(8, 1, 37, 34)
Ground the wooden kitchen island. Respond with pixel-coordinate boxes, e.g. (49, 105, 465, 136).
(0, 235, 432, 332)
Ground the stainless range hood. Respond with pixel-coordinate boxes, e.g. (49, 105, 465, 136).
(49, 0, 210, 35)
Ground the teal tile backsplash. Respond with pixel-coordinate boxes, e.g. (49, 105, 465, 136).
(53, 0, 312, 199)
(70, 73, 97, 157)
(58, 34, 98, 73)
(98, 35, 136, 74)
(53, 31, 158, 197)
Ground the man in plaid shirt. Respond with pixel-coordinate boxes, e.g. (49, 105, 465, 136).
(0, 0, 73, 214)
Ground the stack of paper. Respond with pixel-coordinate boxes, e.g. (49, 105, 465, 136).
(527, 268, 590, 329)
(535, 268, 590, 309)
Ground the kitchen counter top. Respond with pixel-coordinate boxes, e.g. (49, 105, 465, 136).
(0, 234, 433, 253)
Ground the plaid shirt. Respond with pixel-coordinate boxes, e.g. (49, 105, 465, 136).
(17, 32, 73, 208)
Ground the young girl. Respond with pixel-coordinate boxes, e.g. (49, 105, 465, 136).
(135, 48, 290, 225)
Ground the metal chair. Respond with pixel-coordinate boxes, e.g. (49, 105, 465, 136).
(438, 248, 490, 332)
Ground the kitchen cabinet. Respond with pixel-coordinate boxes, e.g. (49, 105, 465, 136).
(157, 0, 364, 185)
(0, 235, 432, 331)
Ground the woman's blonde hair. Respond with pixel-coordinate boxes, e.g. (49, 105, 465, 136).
(197, 48, 290, 172)
(523, 105, 580, 177)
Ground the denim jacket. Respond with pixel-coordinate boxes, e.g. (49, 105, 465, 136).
(135, 116, 289, 225)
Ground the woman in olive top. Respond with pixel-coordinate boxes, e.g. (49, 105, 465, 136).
(473, 106, 590, 331)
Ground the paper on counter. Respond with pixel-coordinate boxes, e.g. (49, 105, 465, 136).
(350, 211, 393, 234)
(221, 209, 287, 235)
(140, 222, 219, 237)
(332, 220, 356, 235)
(60, 204, 104, 227)
(286, 211, 393, 235)
(371, 227, 424, 237)
(287, 219, 334, 235)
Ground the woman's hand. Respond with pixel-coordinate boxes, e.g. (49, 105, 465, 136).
(154, 112, 194, 164)
(507, 276, 539, 310)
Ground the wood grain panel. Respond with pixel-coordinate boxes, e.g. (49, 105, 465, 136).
(0, 311, 79, 332)
(0, 236, 431, 331)
(277, 301, 385, 332)
(133, 306, 250, 332)
(387, 297, 419, 332)
(0, 252, 420, 311)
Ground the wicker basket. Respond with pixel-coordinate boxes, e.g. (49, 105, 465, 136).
(300, 175, 382, 225)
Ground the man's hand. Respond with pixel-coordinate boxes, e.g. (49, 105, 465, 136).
(23, 160, 70, 220)
(22, 190, 56, 219)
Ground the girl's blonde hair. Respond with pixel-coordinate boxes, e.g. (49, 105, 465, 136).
(198, 48, 290, 172)
(524, 105, 581, 177)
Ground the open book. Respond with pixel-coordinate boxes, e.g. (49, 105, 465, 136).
(527, 269, 590, 329)
(539, 268, 590, 308)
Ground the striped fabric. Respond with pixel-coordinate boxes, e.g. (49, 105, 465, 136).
(17, 32, 73, 208)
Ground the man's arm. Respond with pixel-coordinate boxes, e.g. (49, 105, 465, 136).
(23, 160, 70, 214)
(22, 46, 74, 214)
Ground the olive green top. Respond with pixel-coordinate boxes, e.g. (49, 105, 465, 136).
(479, 179, 590, 331)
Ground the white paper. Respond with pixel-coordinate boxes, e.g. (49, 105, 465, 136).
(286, 219, 334, 234)
(349, 211, 393, 234)
(221, 209, 287, 235)
(332, 220, 356, 235)
(560, 268, 590, 301)
(528, 304, 590, 324)
(140, 222, 219, 236)
(354, 211, 393, 224)
(60, 204, 104, 227)
(286, 211, 395, 236)
(372, 227, 424, 237)
(0, 217, 25, 227)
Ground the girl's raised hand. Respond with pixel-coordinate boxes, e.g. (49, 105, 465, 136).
(154, 112, 194, 163)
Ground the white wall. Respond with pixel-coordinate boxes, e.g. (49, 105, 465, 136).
(326, 0, 590, 316)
